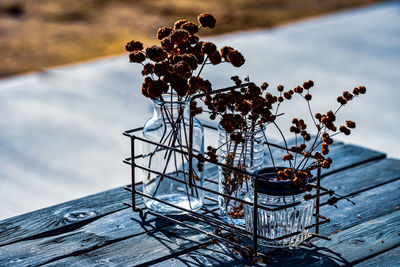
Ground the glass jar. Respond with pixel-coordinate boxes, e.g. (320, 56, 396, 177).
(141, 95, 204, 214)
(244, 167, 314, 247)
(218, 123, 265, 225)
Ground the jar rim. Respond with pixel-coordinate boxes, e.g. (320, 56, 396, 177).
(152, 94, 191, 105)
(252, 167, 308, 196)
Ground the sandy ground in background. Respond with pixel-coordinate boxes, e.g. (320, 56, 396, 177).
(0, 0, 382, 77)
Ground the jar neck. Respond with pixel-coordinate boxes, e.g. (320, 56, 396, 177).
(152, 95, 190, 122)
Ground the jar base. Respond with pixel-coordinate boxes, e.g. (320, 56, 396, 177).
(144, 193, 203, 215)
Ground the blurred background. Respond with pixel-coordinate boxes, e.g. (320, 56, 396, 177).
(0, 0, 381, 77)
(1, 0, 398, 220)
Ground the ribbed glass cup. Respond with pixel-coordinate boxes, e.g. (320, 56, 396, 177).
(218, 124, 265, 225)
(244, 187, 314, 247)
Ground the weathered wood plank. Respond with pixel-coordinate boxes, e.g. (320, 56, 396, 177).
(154, 158, 400, 266)
(0, 144, 388, 262)
(0, 186, 135, 247)
(40, 159, 400, 266)
(158, 208, 400, 267)
(354, 245, 400, 267)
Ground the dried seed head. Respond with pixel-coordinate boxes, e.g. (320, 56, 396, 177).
(359, 86, 367, 94)
(303, 80, 314, 89)
(125, 40, 143, 52)
(141, 63, 154, 76)
(202, 41, 217, 55)
(156, 27, 172, 40)
(181, 21, 199, 35)
(198, 13, 216, 28)
(226, 50, 245, 67)
(305, 94, 312, 101)
(277, 85, 284, 92)
(145, 45, 167, 62)
(174, 19, 189, 29)
(129, 51, 146, 63)
(346, 120, 356, 129)
(221, 46, 234, 61)
(170, 29, 190, 44)
(208, 51, 222, 65)
(261, 82, 269, 90)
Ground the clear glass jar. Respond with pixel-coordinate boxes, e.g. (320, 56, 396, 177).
(218, 123, 265, 225)
(141, 95, 204, 214)
(244, 168, 314, 247)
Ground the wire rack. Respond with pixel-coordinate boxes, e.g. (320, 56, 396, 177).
(123, 84, 332, 262)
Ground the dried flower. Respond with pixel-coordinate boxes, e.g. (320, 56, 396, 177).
(181, 21, 199, 35)
(282, 153, 294, 161)
(141, 63, 154, 76)
(221, 46, 234, 61)
(343, 91, 353, 101)
(303, 80, 314, 89)
(198, 13, 216, 28)
(346, 120, 356, 128)
(226, 50, 245, 67)
(261, 82, 269, 90)
(174, 19, 189, 29)
(202, 41, 217, 55)
(359, 86, 366, 94)
(294, 86, 303, 94)
(173, 61, 192, 79)
(208, 51, 222, 65)
(277, 85, 284, 92)
(170, 29, 190, 45)
(154, 61, 169, 77)
(146, 45, 167, 62)
(125, 40, 143, 52)
(129, 51, 146, 63)
(305, 94, 312, 101)
(156, 27, 172, 40)
(337, 96, 347, 105)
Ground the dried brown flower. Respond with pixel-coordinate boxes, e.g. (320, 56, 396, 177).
(277, 85, 284, 92)
(202, 41, 217, 55)
(181, 21, 199, 35)
(170, 29, 190, 44)
(157, 27, 172, 40)
(182, 53, 198, 70)
(170, 73, 189, 96)
(129, 51, 146, 63)
(208, 51, 222, 65)
(160, 37, 174, 51)
(353, 87, 360, 95)
(125, 40, 143, 52)
(305, 94, 312, 101)
(283, 91, 292, 100)
(303, 80, 314, 90)
(154, 61, 169, 77)
(359, 86, 367, 94)
(282, 153, 294, 161)
(173, 61, 192, 79)
(221, 46, 234, 61)
(198, 13, 216, 28)
(277, 96, 284, 102)
(174, 19, 189, 29)
(337, 96, 347, 105)
(226, 50, 245, 67)
(141, 63, 154, 76)
(261, 82, 269, 90)
(146, 45, 167, 62)
(294, 86, 303, 94)
(346, 120, 356, 128)
(343, 91, 353, 101)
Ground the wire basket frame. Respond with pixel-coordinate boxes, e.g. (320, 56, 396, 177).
(123, 84, 332, 261)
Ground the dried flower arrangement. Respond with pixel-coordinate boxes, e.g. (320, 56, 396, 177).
(194, 75, 366, 218)
(125, 13, 245, 101)
(125, 13, 248, 214)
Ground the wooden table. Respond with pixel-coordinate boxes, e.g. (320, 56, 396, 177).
(1, 141, 399, 266)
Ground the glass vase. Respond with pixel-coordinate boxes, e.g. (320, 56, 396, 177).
(244, 167, 314, 247)
(218, 123, 265, 225)
(141, 95, 204, 214)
